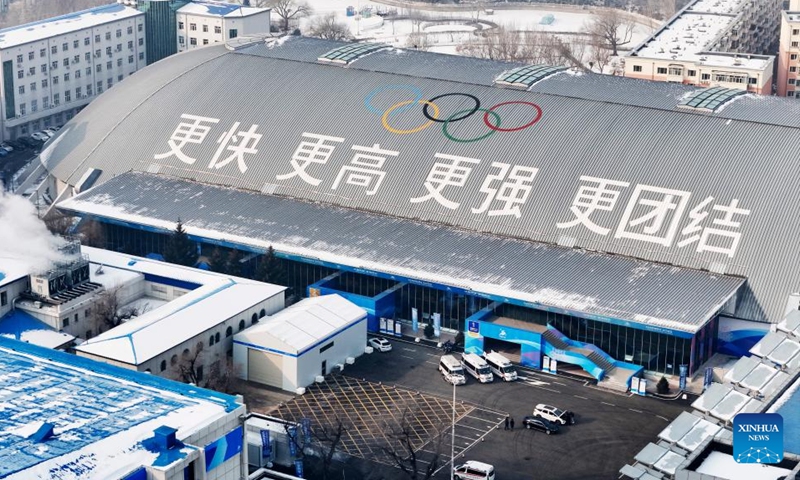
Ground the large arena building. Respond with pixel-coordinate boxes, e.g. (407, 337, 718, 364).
(36, 35, 800, 389)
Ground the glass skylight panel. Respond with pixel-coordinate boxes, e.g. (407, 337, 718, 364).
(678, 87, 745, 111)
(495, 65, 566, 88)
(317, 43, 388, 64)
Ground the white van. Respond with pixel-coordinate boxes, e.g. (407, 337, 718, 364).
(454, 460, 495, 480)
(439, 355, 467, 385)
(461, 353, 493, 383)
(483, 351, 517, 381)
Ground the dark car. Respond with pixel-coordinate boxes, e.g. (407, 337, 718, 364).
(523, 416, 560, 435)
(6, 140, 26, 150)
(17, 136, 41, 148)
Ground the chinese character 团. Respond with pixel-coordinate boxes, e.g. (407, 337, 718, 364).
(615, 184, 692, 247)
(154, 114, 220, 165)
(410, 153, 481, 210)
(677, 197, 750, 258)
(331, 143, 399, 195)
(207, 122, 262, 174)
(471, 162, 538, 218)
(556, 176, 630, 235)
(276, 133, 345, 186)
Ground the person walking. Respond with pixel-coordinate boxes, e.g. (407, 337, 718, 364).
(504, 416, 510, 430)
(510, 416, 515, 430)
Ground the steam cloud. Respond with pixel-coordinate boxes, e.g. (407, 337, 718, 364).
(0, 192, 66, 273)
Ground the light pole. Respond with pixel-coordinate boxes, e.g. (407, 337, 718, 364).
(450, 380, 456, 480)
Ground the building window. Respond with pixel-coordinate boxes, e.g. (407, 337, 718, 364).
(793, 42, 799, 48)
(239, 319, 245, 331)
(171, 354, 178, 365)
(85, 67, 91, 75)
(62, 42, 68, 51)
(138, 38, 143, 46)
(656, 67, 667, 74)
(28, 66, 34, 75)
(53, 76, 59, 84)
(76, 86, 82, 97)
(190, 37, 197, 46)
(190, 23, 196, 31)
(215, 332, 220, 343)
(105, 32, 111, 41)
(42, 96, 49, 107)
(251, 313, 259, 325)
(196, 365, 204, 381)
(95, 34, 100, 42)
(794, 29, 800, 35)
(701, 73, 711, 80)
(39, 48, 46, 57)
(106, 46, 112, 56)
(73, 40, 79, 49)
(179, 21, 184, 29)
(64, 72, 69, 81)
(668, 67, 682, 75)
(16, 54, 22, 63)
(84, 37, 90, 46)
(127, 26, 133, 35)
(30, 99, 37, 112)
(86, 329, 92, 339)
(203, 39, 209, 45)
(215, 26, 221, 34)
(209, 334, 215, 346)
(18, 85, 24, 94)
(53, 93, 59, 105)
(160, 359, 167, 371)
(790, 91, 796, 97)
(118, 74, 123, 82)
(202, 25, 208, 33)
(792, 54, 798, 61)
(229, 29, 238, 39)
(226, 326, 233, 337)
(51, 45, 57, 54)
(790, 79, 796, 85)
(791, 66, 798, 73)
(62, 58, 68, 67)
(27, 51, 34, 60)
(18, 103, 25, 115)
(41, 63, 47, 73)
(16, 70, 22, 79)
(65, 90, 71, 102)
(86, 84, 92, 96)
(107, 78, 113, 88)
(96, 64, 102, 73)
(0, 291, 6, 306)
(63, 317, 70, 327)
(128, 55, 134, 64)
(138, 23, 143, 32)
(74, 313, 79, 323)
(29, 82, 35, 91)
(73, 55, 79, 64)
(632, 65, 642, 72)
(117, 58, 123, 67)
(75, 69, 81, 79)
(178, 36, 185, 45)
(139, 52, 144, 60)
(42, 78, 47, 87)
(687, 69, 696, 77)
(51, 60, 57, 69)
(320, 341, 334, 353)
(128, 40, 133, 49)
(259, 309, 266, 318)
(747, 77, 757, 85)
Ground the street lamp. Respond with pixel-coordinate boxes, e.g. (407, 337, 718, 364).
(450, 379, 456, 480)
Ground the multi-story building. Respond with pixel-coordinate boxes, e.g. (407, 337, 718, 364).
(625, 0, 781, 94)
(778, 0, 800, 97)
(0, 3, 146, 141)
(176, 1, 270, 53)
(136, 0, 190, 64)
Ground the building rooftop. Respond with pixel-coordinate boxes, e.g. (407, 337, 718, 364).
(0, 336, 240, 480)
(0, 3, 142, 50)
(177, 1, 268, 18)
(631, 0, 771, 70)
(0, 258, 29, 289)
(0, 310, 74, 349)
(235, 294, 366, 355)
(74, 247, 285, 365)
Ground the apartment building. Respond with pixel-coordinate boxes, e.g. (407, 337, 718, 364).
(176, 1, 270, 52)
(626, 0, 781, 94)
(0, 3, 146, 141)
(778, 0, 800, 97)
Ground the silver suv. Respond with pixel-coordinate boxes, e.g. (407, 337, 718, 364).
(533, 403, 575, 425)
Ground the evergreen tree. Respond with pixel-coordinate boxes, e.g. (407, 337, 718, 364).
(256, 246, 287, 285)
(163, 219, 198, 266)
(208, 246, 226, 273)
(226, 249, 243, 277)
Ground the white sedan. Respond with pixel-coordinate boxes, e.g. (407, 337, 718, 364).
(368, 337, 392, 352)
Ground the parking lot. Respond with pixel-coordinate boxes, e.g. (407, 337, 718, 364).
(340, 340, 691, 480)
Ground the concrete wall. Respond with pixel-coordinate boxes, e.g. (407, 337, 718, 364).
(176, 9, 269, 53)
(294, 317, 367, 390)
(0, 276, 28, 318)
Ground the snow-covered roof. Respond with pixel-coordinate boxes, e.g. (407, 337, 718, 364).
(0, 4, 142, 50)
(177, 1, 268, 18)
(630, 0, 772, 70)
(0, 336, 240, 480)
(0, 257, 30, 288)
(235, 294, 366, 355)
(74, 247, 285, 365)
(0, 310, 74, 349)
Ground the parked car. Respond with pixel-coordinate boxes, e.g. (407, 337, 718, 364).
(0, 143, 14, 153)
(6, 140, 25, 150)
(453, 461, 495, 480)
(442, 370, 466, 386)
(16, 136, 40, 148)
(30, 132, 49, 142)
(0, 148, 7, 157)
(523, 415, 560, 435)
(368, 337, 392, 352)
(533, 403, 575, 425)
(43, 128, 58, 136)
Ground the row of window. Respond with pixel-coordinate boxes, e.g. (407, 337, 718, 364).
(61, 308, 92, 328)
(14, 26, 143, 64)
(16, 45, 143, 79)
(179, 22, 223, 34)
(18, 78, 120, 114)
(180, 37, 215, 46)
(634, 64, 758, 84)
(17, 56, 140, 95)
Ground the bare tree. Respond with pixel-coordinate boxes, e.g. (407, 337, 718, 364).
(284, 417, 349, 480)
(407, 32, 431, 51)
(43, 211, 75, 236)
(269, 0, 312, 32)
(308, 13, 352, 41)
(584, 9, 635, 56)
(77, 219, 105, 248)
(204, 356, 241, 394)
(93, 287, 148, 331)
(588, 43, 612, 73)
(179, 342, 205, 385)
(380, 404, 448, 480)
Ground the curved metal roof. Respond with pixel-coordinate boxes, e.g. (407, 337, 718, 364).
(45, 36, 800, 324)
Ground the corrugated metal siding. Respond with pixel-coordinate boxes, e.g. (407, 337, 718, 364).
(44, 38, 800, 324)
(61, 173, 744, 332)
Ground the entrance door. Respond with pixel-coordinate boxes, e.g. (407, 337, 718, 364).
(321, 360, 327, 376)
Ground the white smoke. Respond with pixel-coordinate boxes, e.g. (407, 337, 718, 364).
(0, 191, 66, 273)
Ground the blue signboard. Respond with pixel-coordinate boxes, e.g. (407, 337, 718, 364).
(302, 418, 312, 440)
(468, 321, 479, 333)
(704, 367, 714, 389)
(204, 426, 243, 472)
(287, 426, 298, 456)
(412, 307, 418, 332)
(295, 459, 305, 478)
(679, 364, 688, 391)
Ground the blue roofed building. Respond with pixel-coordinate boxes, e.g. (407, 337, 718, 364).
(0, 335, 247, 480)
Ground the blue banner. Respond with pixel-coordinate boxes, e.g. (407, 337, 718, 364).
(260, 430, 271, 459)
(679, 364, 688, 391)
(204, 426, 243, 472)
(295, 459, 305, 478)
(302, 418, 312, 440)
(288, 426, 298, 456)
(412, 308, 418, 332)
(433, 313, 441, 337)
(704, 367, 714, 389)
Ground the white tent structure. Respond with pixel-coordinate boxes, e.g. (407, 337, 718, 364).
(233, 294, 367, 391)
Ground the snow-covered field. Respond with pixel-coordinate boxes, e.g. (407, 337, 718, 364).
(300, 0, 655, 59)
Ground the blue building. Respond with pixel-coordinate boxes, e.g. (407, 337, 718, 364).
(0, 336, 246, 480)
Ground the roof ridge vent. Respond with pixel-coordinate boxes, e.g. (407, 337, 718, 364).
(494, 64, 567, 89)
(317, 42, 389, 65)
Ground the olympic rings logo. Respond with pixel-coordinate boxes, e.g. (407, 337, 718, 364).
(364, 85, 543, 143)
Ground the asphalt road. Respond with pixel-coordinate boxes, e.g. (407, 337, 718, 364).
(344, 340, 692, 480)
